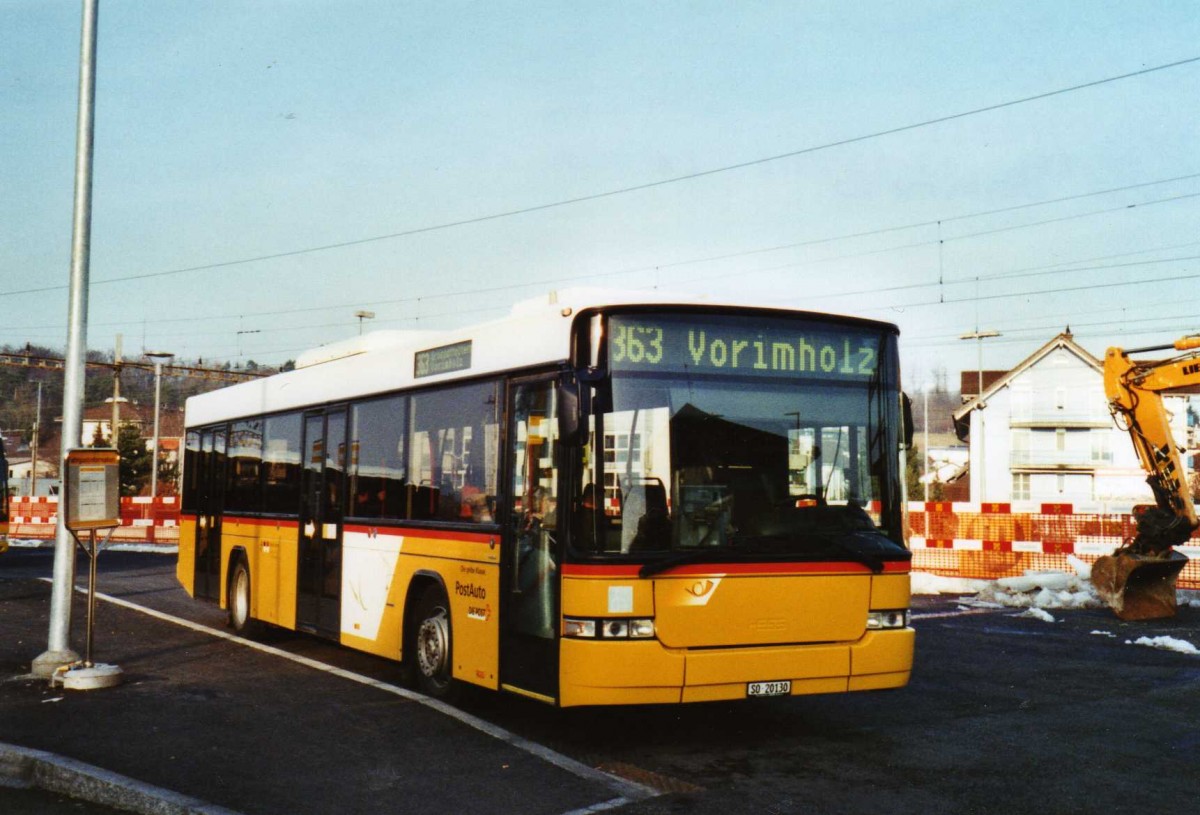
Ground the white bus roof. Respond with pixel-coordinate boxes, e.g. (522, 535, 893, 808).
(185, 288, 895, 428)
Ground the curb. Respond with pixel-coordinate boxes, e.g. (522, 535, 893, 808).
(0, 742, 243, 815)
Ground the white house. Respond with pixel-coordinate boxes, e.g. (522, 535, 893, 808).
(6, 457, 59, 496)
(952, 330, 1189, 511)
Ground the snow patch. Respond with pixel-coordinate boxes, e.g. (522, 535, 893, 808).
(969, 565, 1104, 611)
(910, 572, 989, 595)
(1018, 608, 1057, 623)
(913, 556, 1200, 613)
(5, 538, 175, 554)
(1127, 636, 1199, 655)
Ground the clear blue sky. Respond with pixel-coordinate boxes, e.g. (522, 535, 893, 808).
(3, 1, 1199, 388)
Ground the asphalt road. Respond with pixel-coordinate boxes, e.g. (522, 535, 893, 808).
(3, 546, 1199, 815)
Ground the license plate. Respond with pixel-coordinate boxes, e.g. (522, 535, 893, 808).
(747, 680, 791, 697)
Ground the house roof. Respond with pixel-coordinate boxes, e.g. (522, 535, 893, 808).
(959, 370, 1009, 400)
(952, 330, 1102, 442)
(80, 403, 185, 437)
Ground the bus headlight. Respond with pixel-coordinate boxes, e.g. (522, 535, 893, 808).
(563, 618, 596, 638)
(564, 617, 656, 639)
(866, 610, 910, 630)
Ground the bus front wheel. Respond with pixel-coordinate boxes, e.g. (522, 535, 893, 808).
(413, 585, 458, 701)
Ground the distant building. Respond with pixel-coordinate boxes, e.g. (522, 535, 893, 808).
(6, 457, 59, 496)
(81, 401, 184, 495)
(951, 330, 1190, 510)
(81, 400, 182, 446)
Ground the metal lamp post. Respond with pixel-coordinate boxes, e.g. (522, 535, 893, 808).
(960, 330, 1001, 501)
(33, 0, 99, 678)
(146, 351, 174, 498)
(355, 310, 376, 335)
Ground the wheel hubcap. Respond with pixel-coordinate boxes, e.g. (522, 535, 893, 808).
(417, 608, 449, 681)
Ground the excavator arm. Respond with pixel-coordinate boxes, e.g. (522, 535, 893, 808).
(1092, 336, 1200, 618)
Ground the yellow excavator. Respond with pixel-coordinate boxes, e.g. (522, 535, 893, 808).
(1092, 336, 1200, 620)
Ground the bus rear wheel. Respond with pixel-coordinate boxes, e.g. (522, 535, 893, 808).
(228, 558, 260, 636)
(413, 585, 458, 701)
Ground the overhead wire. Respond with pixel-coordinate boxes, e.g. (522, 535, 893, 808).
(5, 170, 1198, 336)
(2, 57, 1197, 301)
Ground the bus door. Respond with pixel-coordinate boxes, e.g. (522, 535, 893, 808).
(194, 426, 225, 601)
(500, 378, 561, 700)
(297, 407, 346, 636)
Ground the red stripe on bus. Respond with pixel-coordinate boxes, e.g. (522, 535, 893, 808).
(178, 514, 493, 544)
(341, 524, 495, 543)
(561, 561, 911, 578)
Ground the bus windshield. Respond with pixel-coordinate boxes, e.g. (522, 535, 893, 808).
(572, 312, 905, 565)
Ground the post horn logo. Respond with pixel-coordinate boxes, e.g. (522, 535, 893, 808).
(684, 579, 716, 598)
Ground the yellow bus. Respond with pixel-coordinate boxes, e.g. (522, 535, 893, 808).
(178, 290, 914, 706)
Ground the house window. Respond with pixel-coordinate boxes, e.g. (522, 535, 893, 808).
(1011, 429, 1030, 466)
(1091, 431, 1112, 463)
(1011, 387, 1032, 421)
(1012, 473, 1030, 501)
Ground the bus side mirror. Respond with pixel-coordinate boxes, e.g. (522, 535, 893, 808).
(901, 392, 914, 449)
(558, 381, 584, 444)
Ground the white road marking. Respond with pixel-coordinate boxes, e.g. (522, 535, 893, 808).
(51, 580, 657, 809)
(912, 606, 1004, 620)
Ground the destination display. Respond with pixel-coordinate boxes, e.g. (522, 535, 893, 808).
(607, 314, 888, 380)
(415, 340, 472, 378)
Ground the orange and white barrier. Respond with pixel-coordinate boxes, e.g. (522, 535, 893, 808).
(910, 501, 1200, 589)
(8, 496, 1198, 587)
(7, 495, 180, 545)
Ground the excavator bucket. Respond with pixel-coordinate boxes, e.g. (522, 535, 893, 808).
(1091, 550, 1188, 621)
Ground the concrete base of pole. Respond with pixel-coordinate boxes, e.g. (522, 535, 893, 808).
(31, 649, 81, 679)
(53, 663, 123, 691)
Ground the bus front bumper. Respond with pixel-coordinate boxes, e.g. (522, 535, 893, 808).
(558, 628, 914, 707)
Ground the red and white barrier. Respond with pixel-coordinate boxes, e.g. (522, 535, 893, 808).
(7, 496, 1197, 587)
(7, 495, 180, 545)
(909, 501, 1200, 589)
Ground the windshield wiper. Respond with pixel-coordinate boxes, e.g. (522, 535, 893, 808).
(813, 531, 886, 574)
(637, 529, 903, 578)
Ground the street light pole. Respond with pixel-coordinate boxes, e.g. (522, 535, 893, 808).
(146, 351, 174, 498)
(960, 330, 1001, 503)
(923, 385, 930, 503)
(352, 312, 372, 338)
(34, 0, 99, 677)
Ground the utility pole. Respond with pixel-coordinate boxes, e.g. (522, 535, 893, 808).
(146, 351, 174, 498)
(111, 333, 122, 446)
(34, 0, 99, 677)
(31, 383, 41, 497)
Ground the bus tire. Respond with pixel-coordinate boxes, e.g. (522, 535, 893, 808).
(227, 557, 261, 637)
(412, 584, 458, 701)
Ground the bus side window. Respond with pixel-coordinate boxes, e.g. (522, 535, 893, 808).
(408, 380, 500, 525)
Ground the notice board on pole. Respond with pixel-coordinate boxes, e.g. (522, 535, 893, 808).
(64, 448, 120, 531)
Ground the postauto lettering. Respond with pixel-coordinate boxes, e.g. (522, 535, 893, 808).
(609, 317, 880, 379)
